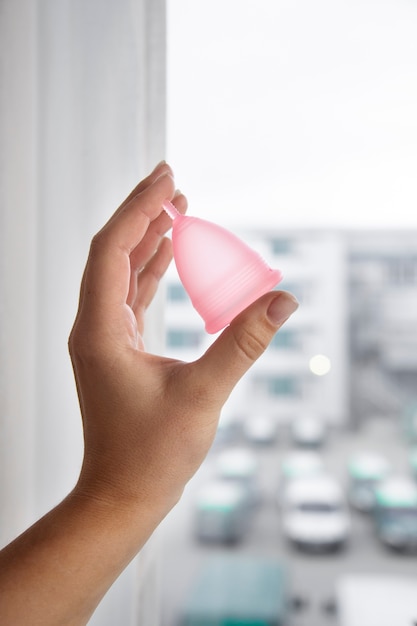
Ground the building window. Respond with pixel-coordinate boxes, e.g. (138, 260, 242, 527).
(167, 283, 188, 302)
(387, 257, 417, 286)
(269, 329, 300, 350)
(167, 329, 203, 349)
(253, 375, 301, 397)
(270, 238, 293, 255)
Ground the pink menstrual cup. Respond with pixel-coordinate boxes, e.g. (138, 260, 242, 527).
(163, 200, 283, 333)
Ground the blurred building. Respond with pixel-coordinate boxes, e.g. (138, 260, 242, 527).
(164, 228, 417, 431)
(164, 228, 348, 430)
(348, 231, 417, 425)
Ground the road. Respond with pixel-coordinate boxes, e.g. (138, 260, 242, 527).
(158, 417, 417, 626)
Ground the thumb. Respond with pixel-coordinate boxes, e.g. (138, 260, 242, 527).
(193, 290, 299, 405)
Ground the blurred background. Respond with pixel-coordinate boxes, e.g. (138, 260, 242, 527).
(1, 1, 417, 625)
(166, 0, 417, 231)
(161, 1, 417, 625)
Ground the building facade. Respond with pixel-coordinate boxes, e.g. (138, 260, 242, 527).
(165, 228, 417, 432)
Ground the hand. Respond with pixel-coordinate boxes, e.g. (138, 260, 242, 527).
(0, 162, 298, 625)
(69, 161, 299, 518)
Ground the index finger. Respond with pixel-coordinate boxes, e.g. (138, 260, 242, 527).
(80, 171, 176, 316)
(105, 161, 173, 227)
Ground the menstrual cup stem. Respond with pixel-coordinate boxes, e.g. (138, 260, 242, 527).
(162, 200, 180, 221)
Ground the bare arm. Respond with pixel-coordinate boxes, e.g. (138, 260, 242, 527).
(0, 162, 298, 625)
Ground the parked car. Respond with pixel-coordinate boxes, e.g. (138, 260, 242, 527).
(402, 401, 417, 443)
(290, 415, 326, 448)
(214, 411, 242, 447)
(180, 554, 292, 626)
(347, 452, 391, 512)
(373, 475, 417, 551)
(215, 447, 259, 505)
(243, 414, 279, 445)
(281, 475, 350, 551)
(193, 480, 250, 544)
(329, 573, 417, 626)
(278, 451, 325, 506)
(409, 447, 417, 482)
(280, 450, 324, 482)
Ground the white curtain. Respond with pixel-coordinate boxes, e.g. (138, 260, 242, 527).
(0, 0, 166, 623)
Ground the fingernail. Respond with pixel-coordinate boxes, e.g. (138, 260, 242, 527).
(151, 161, 172, 180)
(267, 292, 299, 326)
(153, 170, 174, 184)
(152, 160, 167, 172)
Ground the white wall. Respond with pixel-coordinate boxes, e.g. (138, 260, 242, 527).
(0, 1, 166, 623)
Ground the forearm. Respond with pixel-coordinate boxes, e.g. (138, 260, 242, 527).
(0, 490, 165, 626)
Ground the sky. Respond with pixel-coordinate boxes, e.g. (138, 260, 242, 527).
(167, 0, 417, 230)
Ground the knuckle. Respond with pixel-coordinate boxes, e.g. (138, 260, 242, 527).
(68, 324, 101, 366)
(233, 326, 268, 363)
(89, 230, 108, 254)
(68, 324, 81, 359)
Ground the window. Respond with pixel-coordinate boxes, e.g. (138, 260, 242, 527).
(253, 375, 301, 398)
(270, 238, 293, 256)
(166, 329, 203, 349)
(269, 328, 300, 350)
(167, 283, 188, 302)
(387, 257, 417, 286)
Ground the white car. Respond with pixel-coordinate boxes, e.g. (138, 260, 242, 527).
(332, 574, 417, 626)
(278, 451, 325, 507)
(282, 475, 350, 551)
(290, 415, 326, 448)
(280, 450, 324, 481)
(243, 414, 279, 445)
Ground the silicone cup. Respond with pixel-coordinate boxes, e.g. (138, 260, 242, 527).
(163, 200, 283, 333)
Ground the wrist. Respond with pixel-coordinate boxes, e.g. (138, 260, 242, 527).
(72, 468, 183, 530)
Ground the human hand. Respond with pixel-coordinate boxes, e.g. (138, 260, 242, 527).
(69, 161, 299, 521)
(0, 162, 298, 626)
